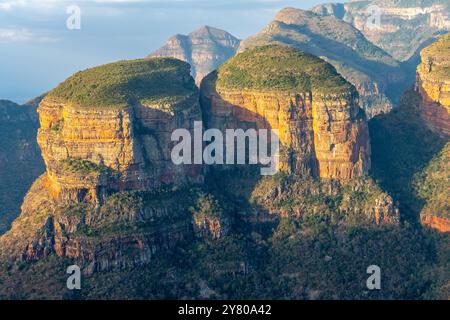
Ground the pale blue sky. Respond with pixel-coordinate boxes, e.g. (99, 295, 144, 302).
(0, 0, 344, 103)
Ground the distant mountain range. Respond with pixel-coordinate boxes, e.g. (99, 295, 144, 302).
(149, 26, 240, 85)
(312, 0, 450, 62)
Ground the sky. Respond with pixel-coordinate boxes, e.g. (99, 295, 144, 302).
(0, 0, 342, 103)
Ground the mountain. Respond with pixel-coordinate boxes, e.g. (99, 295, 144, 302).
(312, 0, 450, 62)
(415, 33, 449, 232)
(369, 32, 449, 233)
(0, 46, 447, 300)
(0, 99, 44, 234)
(416, 32, 450, 136)
(201, 45, 372, 182)
(0, 58, 204, 269)
(149, 26, 240, 85)
(238, 8, 407, 119)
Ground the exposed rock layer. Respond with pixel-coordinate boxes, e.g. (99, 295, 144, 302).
(416, 33, 450, 137)
(201, 46, 370, 180)
(0, 59, 203, 267)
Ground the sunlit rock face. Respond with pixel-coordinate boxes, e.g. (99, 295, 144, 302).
(200, 45, 370, 181)
(149, 25, 240, 85)
(414, 34, 450, 233)
(416, 33, 450, 137)
(0, 58, 203, 268)
(36, 58, 203, 204)
(238, 7, 407, 119)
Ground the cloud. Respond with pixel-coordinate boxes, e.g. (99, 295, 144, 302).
(0, 28, 33, 41)
(0, 28, 56, 42)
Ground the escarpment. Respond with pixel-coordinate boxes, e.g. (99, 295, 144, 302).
(201, 45, 370, 181)
(0, 58, 204, 267)
(416, 33, 450, 137)
(312, 0, 450, 62)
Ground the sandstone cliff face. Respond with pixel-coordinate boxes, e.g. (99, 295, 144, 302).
(149, 26, 240, 85)
(0, 58, 204, 267)
(312, 0, 450, 62)
(37, 95, 202, 204)
(201, 46, 370, 181)
(416, 33, 450, 137)
(238, 8, 407, 119)
(414, 35, 450, 232)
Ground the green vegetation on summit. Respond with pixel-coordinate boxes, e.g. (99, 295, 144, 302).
(48, 58, 197, 109)
(216, 45, 354, 95)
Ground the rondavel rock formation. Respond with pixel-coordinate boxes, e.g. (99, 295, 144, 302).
(415, 33, 450, 232)
(149, 26, 240, 85)
(0, 47, 400, 272)
(237, 8, 407, 119)
(0, 58, 204, 272)
(201, 45, 371, 181)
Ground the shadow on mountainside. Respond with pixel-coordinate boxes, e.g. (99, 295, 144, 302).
(369, 88, 447, 225)
(0, 99, 45, 234)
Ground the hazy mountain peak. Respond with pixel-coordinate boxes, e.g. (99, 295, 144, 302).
(149, 26, 240, 85)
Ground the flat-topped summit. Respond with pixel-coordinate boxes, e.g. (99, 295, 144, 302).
(216, 45, 355, 95)
(48, 58, 196, 109)
(201, 45, 370, 181)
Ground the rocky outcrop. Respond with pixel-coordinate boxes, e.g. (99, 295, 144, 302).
(247, 175, 399, 225)
(0, 99, 45, 234)
(0, 174, 196, 272)
(201, 45, 370, 181)
(421, 215, 450, 233)
(416, 33, 450, 136)
(0, 58, 203, 268)
(36, 59, 203, 205)
(312, 0, 450, 62)
(238, 8, 407, 119)
(149, 26, 240, 85)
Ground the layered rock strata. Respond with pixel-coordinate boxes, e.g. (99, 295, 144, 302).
(416, 33, 450, 136)
(0, 58, 203, 267)
(201, 45, 370, 180)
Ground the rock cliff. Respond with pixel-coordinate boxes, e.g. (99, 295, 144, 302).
(416, 33, 450, 136)
(312, 0, 450, 62)
(149, 26, 240, 85)
(0, 58, 204, 268)
(201, 45, 371, 181)
(238, 8, 406, 119)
